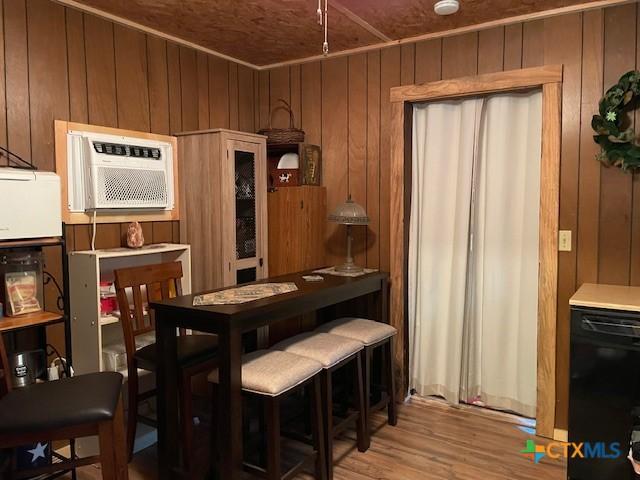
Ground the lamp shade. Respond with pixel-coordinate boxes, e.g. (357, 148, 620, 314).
(328, 196, 369, 225)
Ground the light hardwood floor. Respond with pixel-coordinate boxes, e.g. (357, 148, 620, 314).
(71, 397, 566, 480)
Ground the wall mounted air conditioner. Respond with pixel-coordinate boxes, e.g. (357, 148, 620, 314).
(66, 130, 175, 212)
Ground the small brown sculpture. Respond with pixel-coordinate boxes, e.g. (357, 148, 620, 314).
(126, 221, 144, 248)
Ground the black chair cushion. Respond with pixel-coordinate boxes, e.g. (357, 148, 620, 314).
(0, 371, 123, 435)
(135, 334, 218, 371)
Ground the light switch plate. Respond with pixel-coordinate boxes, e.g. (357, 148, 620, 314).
(559, 230, 572, 252)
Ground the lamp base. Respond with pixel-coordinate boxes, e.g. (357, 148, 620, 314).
(335, 260, 364, 274)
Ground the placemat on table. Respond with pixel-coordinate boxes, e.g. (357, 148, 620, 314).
(193, 282, 298, 306)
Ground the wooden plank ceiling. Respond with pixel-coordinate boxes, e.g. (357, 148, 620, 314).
(70, 0, 605, 66)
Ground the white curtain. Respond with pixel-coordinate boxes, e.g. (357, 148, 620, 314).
(409, 90, 542, 418)
(461, 92, 541, 417)
(408, 98, 484, 403)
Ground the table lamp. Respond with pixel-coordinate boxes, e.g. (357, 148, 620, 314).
(328, 195, 369, 273)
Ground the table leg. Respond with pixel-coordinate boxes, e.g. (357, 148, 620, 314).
(156, 312, 179, 480)
(217, 328, 243, 480)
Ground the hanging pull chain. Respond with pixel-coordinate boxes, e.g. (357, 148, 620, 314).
(322, 0, 329, 55)
(317, 0, 323, 24)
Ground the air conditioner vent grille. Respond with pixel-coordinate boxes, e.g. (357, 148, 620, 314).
(97, 167, 167, 207)
(93, 142, 162, 159)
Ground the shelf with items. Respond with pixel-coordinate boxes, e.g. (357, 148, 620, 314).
(69, 243, 190, 374)
(0, 311, 65, 333)
(0, 237, 63, 249)
(0, 234, 74, 479)
(73, 242, 189, 259)
(99, 313, 120, 326)
(68, 242, 191, 457)
(0, 234, 70, 358)
(267, 142, 322, 189)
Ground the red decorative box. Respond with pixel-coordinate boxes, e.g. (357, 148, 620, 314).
(271, 168, 299, 187)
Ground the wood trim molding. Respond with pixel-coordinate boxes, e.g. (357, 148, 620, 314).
(390, 66, 563, 103)
(54, 120, 180, 224)
(537, 81, 562, 438)
(51, 0, 257, 69)
(328, 0, 393, 42)
(53, 0, 632, 70)
(174, 128, 267, 140)
(553, 428, 569, 442)
(389, 101, 407, 403)
(389, 66, 563, 439)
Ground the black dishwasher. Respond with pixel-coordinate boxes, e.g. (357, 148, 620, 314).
(569, 306, 640, 479)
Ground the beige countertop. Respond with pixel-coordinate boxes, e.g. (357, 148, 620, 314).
(570, 283, 640, 312)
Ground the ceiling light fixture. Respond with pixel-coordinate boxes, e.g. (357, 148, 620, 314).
(317, 0, 329, 55)
(434, 0, 460, 16)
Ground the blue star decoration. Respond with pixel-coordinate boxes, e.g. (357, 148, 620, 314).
(606, 110, 617, 122)
(27, 442, 47, 463)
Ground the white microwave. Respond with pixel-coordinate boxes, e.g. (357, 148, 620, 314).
(0, 168, 62, 240)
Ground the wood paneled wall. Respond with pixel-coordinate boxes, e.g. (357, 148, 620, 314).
(256, 3, 640, 430)
(0, 0, 256, 251)
(0, 0, 255, 355)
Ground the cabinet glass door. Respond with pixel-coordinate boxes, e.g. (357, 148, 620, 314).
(234, 150, 257, 261)
(225, 137, 265, 288)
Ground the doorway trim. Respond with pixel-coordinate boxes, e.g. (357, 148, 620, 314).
(389, 65, 563, 438)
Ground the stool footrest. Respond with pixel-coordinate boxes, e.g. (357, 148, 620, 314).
(13, 455, 100, 480)
(370, 392, 391, 413)
(331, 411, 360, 437)
(243, 452, 317, 480)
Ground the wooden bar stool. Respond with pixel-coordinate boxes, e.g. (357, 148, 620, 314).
(316, 318, 398, 432)
(208, 350, 326, 480)
(0, 333, 128, 480)
(113, 261, 218, 471)
(273, 332, 367, 480)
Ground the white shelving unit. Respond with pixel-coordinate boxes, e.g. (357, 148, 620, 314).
(68, 243, 191, 456)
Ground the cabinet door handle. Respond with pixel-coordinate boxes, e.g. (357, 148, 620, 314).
(229, 262, 231, 271)
(582, 316, 640, 338)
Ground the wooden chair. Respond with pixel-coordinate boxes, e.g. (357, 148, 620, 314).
(113, 261, 218, 471)
(0, 333, 128, 480)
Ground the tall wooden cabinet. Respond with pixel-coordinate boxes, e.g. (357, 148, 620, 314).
(176, 129, 268, 292)
(267, 186, 326, 344)
(267, 186, 327, 276)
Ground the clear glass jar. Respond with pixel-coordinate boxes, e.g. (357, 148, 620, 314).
(0, 250, 44, 316)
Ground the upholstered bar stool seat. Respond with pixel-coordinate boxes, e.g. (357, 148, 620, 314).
(316, 318, 396, 346)
(317, 317, 398, 437)
(273, 332, 363, 368)
(273, 332, 368, 480)
(207, 350, 322, 395)
(208, 350, 327, 480)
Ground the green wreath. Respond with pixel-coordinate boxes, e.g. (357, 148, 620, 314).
(592, 70, 640, 171)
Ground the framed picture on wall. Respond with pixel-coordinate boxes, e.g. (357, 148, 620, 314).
(300, 144, 322, 186)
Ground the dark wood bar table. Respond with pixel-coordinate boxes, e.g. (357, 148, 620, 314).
(151, 269, 389, 480)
